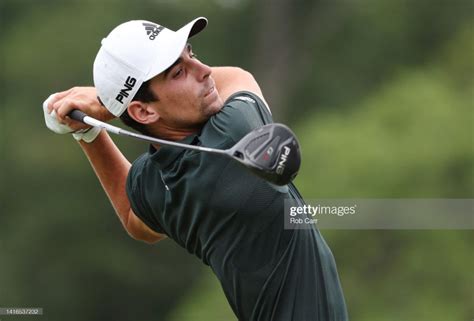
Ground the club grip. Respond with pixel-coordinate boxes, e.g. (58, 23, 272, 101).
(68, 109, 87, 123)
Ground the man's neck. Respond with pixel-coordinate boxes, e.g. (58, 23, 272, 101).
(148, 123, 202, 150)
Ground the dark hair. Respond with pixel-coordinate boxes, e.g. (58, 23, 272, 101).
(119, 79, 158, 135)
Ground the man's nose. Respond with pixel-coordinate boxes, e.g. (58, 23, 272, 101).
(193, 59, 212, 81)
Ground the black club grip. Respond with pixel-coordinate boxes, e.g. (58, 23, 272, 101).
(68, 109, 88, 123)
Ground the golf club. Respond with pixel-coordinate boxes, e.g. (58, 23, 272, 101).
(69, 110, 301, 185)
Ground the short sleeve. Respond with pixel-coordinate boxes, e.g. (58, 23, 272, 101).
(202, 91, 274, 147)
(126, 154, 166, 234)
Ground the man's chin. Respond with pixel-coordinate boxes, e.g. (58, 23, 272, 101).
(205, 99, 224, 117)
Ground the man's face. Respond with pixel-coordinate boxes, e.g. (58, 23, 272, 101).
(148, 44, 224, 130)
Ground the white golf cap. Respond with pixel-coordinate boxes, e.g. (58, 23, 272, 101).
(93, 17, 207, 116)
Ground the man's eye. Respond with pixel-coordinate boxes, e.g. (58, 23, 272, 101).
(174, 68, 183, 78)
(190, 52, 198, 59)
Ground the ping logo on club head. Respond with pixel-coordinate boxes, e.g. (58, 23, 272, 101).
(276, 146, 291, 175)
(263, 146, 274, 161)
(142, 22, 164, 40)
(115, 76, 136, 104)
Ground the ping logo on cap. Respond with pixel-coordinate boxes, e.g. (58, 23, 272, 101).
(142, 22, 164, 40)
(116, 76, 136, 104)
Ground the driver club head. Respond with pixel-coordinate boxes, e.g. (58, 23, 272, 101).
(228, 123, 301, 185)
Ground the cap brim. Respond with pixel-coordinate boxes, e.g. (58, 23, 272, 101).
(144, 17, 207, 81)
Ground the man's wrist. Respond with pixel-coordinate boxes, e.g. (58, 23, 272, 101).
(99, 105, 116, 122)
(72, 127, 102, 143)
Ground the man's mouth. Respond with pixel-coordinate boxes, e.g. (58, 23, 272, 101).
(204, 86, 215, 98)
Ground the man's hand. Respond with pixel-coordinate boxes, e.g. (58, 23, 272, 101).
(43, 87, 115, 142)
(46, 87, 114, 131)
(43, 93, 75, 134)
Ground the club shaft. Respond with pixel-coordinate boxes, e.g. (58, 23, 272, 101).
(70, 110, 228, 155)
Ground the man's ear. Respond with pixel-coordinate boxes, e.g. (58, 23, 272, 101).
(127, 101, 160, 124)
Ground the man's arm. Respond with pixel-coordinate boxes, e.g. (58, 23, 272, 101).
(211, 67, 270, 111)
(78, 131, 166, 244)
(47, 88, 166, 244)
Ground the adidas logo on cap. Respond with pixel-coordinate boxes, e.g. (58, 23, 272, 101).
(142, 22, 164, 40)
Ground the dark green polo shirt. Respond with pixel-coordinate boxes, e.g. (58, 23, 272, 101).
(126, 91, 348, 321)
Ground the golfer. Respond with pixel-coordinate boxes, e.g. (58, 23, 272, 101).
(44, 17, 348, 321)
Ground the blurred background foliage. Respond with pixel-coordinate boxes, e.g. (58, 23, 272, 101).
(0, 0, 472, 320)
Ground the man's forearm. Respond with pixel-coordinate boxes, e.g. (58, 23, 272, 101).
(78, 130, 132, 228)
